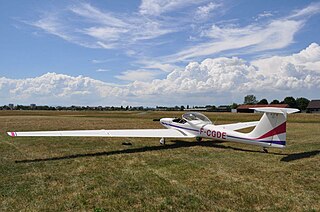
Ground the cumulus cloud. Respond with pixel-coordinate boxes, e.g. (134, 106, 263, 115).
(251, 43, 320, 90)
(0, 73, 129, 105)
(1, 43, 319, 105)
(252, 43, 320, 74)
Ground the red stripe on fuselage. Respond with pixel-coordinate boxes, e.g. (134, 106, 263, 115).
(257, 122, 286, 139)
(11, 132, 15, 137)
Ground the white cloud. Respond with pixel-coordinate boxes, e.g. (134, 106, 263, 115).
(69, 3, 128, 28)
(288, 2, 320, 19)
(96, 69, 110, 72)
(139, 0, 206, 16)
(162, 3, 320, 62)
(91, 59, 111, 64)
(1, 44, 320, 106)
(137, 59, 182, 72)
(195, 2, 221, 20)
(28, 3, 175, 51)
(252, 43, 320, 75)
(115, 69, 160, 82)
(29, 14, 105, 49)
(255, 11, 273, 21)
(165, 18, 303, 62)
(0, 73, 129, 105)
(25, 1, 320, 68)
(83, 26, 128, 41)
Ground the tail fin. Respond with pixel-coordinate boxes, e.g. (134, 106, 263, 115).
(248, 107, 299, 147)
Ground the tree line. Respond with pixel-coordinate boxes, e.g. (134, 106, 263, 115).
(241, 95, 310, 111)
(0, 95, 312, 112)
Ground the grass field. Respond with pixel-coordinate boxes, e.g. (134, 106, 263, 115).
(0, 111, 319, 211)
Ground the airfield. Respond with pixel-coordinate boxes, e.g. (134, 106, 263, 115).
(0, 110, 319, 211)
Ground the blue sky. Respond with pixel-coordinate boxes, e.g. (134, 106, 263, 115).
(0, 0, 320, 106)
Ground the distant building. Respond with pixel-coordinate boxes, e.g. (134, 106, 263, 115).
(30, 104, 36, 109)
(184, 108, 207, 111)
(307, 100, 320, 113)
(217, 105, 231, 112)
(236, 104, 289, 113)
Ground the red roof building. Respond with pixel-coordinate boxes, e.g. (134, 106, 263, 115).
(307, 100, 320, 113)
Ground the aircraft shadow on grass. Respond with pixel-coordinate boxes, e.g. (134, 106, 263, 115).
(280, 150, 319, 162)
(15, 140, 318, 163)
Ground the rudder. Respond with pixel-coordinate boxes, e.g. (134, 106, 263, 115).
(248, 107, 299, 147)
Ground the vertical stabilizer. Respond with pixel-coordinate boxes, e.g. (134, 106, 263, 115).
(248, 107, 299, 147)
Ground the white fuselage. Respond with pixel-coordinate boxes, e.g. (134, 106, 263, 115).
(160, 118, 284, 148)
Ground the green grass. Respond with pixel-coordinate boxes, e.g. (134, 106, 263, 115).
(0, 111, 319, 211)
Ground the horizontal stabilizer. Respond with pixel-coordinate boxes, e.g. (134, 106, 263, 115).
(250, 107, 299, 114)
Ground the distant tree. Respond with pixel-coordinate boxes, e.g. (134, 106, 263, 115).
(244, 95, 257, 105)
(270, 99, 280, 104)
(296, 97, 310, 111)
(187, 105, 189, 109)
(231, 103, 239, 109)
(180, 105, 185, 111)
(2, 105, 10, 110)
(258, 99, 268, 105)
(283, 96, 298, 108)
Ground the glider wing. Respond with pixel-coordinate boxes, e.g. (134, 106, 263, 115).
(7, 129, 195, 138)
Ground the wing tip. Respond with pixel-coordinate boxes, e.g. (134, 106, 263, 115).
(7, 132, 16, 137)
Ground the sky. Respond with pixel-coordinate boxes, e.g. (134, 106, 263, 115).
(0, 0, 320, 106)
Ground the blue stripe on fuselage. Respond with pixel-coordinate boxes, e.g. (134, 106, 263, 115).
(227, 135, 285, 145)
(161, 122, 199, 132)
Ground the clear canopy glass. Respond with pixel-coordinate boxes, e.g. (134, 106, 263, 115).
(182, 112, 212, 124)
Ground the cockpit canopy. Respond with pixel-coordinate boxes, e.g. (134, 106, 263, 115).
(182, 112, 212, 124)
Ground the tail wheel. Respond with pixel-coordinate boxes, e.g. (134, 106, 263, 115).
(196, 137, 202, 142)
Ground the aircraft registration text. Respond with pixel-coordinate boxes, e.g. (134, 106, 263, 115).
(200, 128, 227, 139)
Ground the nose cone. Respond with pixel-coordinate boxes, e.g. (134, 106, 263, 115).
(160, 118, 172, 127)
(160, 118, 172, 123)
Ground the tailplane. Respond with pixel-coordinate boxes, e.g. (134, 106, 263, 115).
(248, 107, 299, 148)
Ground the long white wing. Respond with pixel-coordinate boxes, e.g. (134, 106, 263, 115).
(7, 129, 195, 138)
(217, 121, 259, 131)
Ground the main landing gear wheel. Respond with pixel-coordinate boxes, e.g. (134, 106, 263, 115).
(160, 137, 165, 145)
(196, 137, 202, 142)
(263, 147, 268, 153)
